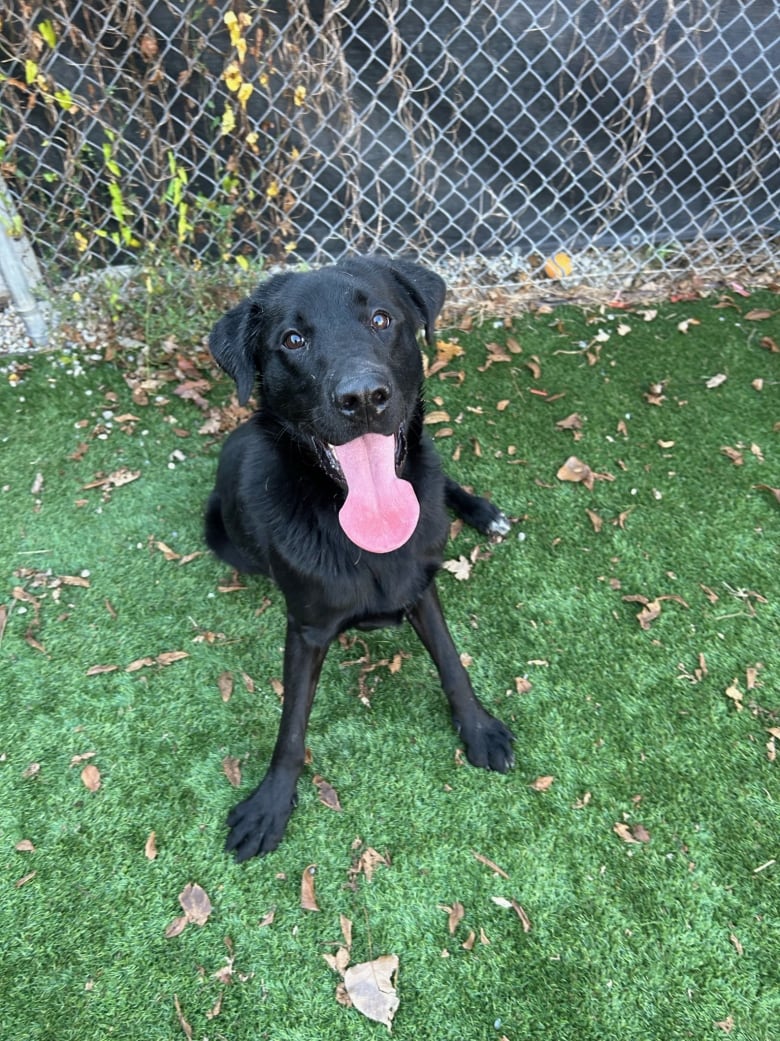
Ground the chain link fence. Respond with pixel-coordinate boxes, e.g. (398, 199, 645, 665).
(1, 0, 778, 304)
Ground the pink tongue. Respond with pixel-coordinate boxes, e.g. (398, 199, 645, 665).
(332, 433, 420, 553)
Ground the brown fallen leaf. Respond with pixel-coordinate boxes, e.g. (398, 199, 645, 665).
(165, 916, 188, 939)
(70, 751, 97, 767)
(491, 896, 532, 932)
(60, 574, 90, 588)
(156, 650, 189, 666)
(472, 850, 510, 879)
(86, 663, 119, 676)
(754, 484, 780, 504)
(173, 995, 193, 1040)
(555, 412, 583, 433)
(530, 775, 554, 791)
(218, 670, 234, 702)
(145, 831, 158, 860)
(24, 630, 47, 655)
(744, 309, 774, 320)
(222, 756, 242, 787)
(343, 955, 400, 1029)
(585, 508, 603, 532)
(179, 882, 213, 926)
(556, 455, 613, 491)
(15, 839, 35, 853)
(442, 556, 472, 581)
(155, 540, 181, 561)
(313, 775, 343, 811)
(613, 822, 639, 844)
(126, 650, 189, 672)
(724, 680, 744, 711)
(478, 341, 513, 371)
(81, 764, 101, 792)
(644, 380, 667, 406)
(721, 445, 744, 466)
(514, 676, 532, 695)
(301, 864, 319, 912)
(126, 656, 156, 672)
(441, 901, 465, 934)
(82, 467, 141, 490)
(353, 847, 389, 883)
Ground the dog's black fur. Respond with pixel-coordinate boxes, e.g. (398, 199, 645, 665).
(205, 255, 514, 860)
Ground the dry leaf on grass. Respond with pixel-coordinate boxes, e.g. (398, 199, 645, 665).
(622, 593, 689, 630)
(754, 484, 780, 504)
(472, 850, 510, 878)
(530, 775, 554, 791)
(145, 831, 158, 860)
(222, 756, 242, 787)
(613, 821, 651, 844)
(173, 995, 193, 1039)
(343, 955, 400, 1030)
(217, 671, 233, 701)
(441, 901, 465, 934)
(349, 846, 389, 885)
(705, 373, 728, 388)
(301, 864, 320, 911)
(491, 896, 532, 932)
(166, 882, 213, 938)
(556, 456, 614, 491)
(442, 556, 472, 581)
(313, 775, 343, 811)
(81, 764, 101, 791)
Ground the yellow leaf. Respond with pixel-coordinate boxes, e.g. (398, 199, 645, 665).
(237, 82, 253, 109)
(220, 106, 236, 136)
(224, 62, 242, 92)
(294, 85, 307, 106)
(38, 19, 57, 48)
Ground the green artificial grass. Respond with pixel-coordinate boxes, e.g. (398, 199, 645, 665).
(1, 288, 778, 1041)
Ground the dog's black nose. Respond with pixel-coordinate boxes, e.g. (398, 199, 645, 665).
(334, 375, 392, 418)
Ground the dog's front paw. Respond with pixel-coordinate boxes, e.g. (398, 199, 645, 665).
(472, 499, 511, 537)
(457, 712, 515, 773)
(225, 773, 297, 861)
(487, 509, 511, 536)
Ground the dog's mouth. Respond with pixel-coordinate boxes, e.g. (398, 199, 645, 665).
(317, 429, 420, 554)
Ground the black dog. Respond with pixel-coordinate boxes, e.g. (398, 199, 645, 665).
(205, 255, 514, 860)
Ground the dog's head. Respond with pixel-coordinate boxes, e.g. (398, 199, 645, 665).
(209, 255, 446, 553)
(208, 255, 445, 418)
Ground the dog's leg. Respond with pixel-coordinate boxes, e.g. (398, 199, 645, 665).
(444, 476, 511, 536)
(406, 582, 515, 772)
(225, 618, 329, 861)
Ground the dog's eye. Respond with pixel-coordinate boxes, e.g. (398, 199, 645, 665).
(370, 310, 392, 332)
(282, 330, 306, 350)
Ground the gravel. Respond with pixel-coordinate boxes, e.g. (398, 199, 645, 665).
(0, 302, 37, 356)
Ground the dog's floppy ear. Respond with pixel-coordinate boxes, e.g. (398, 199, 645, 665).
(208, 299, 260, 405)
(387, 259, 446, 346)
(344, 255, 446, 345)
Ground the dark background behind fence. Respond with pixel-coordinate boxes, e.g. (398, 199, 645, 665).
(1, 0, 778, 293)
